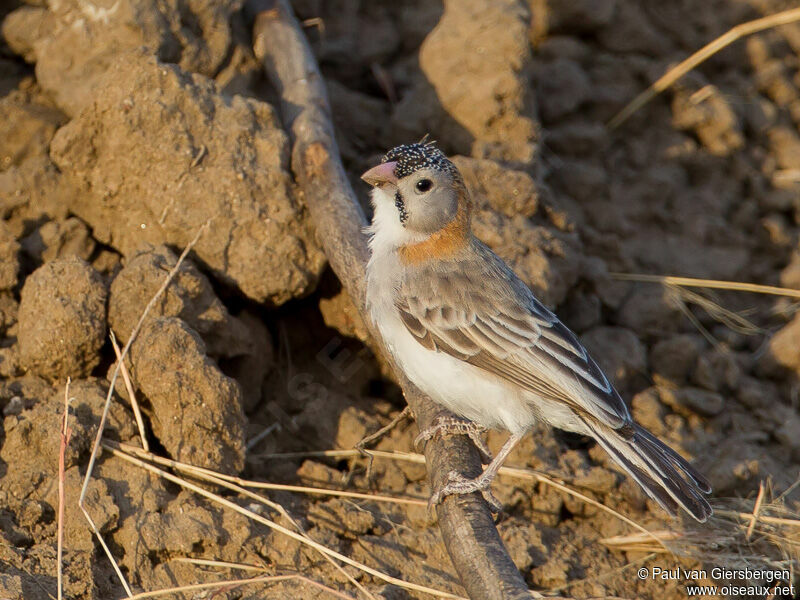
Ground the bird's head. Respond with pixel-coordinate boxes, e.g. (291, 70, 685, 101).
(361, 141, 471, 257)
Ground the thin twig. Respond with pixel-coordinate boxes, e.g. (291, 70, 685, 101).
(79, 220, 210, 597)
(57, 378, 73, 600)
(245, 422, 281, 450)
(600, 531, 684, 554)
(356, 406, 412, 480)
(109, 331, 149, 451)
(608, 7, 800, 129)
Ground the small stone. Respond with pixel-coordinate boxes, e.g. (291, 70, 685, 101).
(0, 574, 23, 598)
(548, 0, 617, 31)
(2, 395, 23, 416)
(761, 312, 800, 374)
(129, 317, 246, 473)
(631, 388, 667, 436)
(780, 251, 800, 289)
(674, 387, 725, 417)
(17, 257, 107, 381)
(20, 217, 95, 264)
(536, 59, 591, 122)
(616, 286, 683, 338)
(650, 334, 704, 384)
(560, 290, 601, 333)
(553, 159, 607, 202)
(672, 84, 744, 156)
(0, 221, 20, 291)
(335, 406, 372, 450)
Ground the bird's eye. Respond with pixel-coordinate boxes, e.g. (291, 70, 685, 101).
(415, 178, 433, 193)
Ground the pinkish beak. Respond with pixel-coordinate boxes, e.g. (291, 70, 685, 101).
(361, 161, 399, 188)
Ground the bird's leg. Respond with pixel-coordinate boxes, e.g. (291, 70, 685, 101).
(429, 431, 526, 512)
(414, 413, 492, 462)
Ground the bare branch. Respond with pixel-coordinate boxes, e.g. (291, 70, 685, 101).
(249, 1, 533, 598)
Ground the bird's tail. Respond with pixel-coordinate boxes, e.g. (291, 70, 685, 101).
(585, 420, 712, 522)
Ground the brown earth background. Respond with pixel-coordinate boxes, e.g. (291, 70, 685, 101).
(1, 0, 800, 598)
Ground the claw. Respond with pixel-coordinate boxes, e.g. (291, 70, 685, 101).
(414, 415, 492, 462)
(426, 430, 528, 514)
(428, 470, 503, 513)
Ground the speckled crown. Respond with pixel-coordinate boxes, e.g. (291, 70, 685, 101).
(382, 141, 460, 180)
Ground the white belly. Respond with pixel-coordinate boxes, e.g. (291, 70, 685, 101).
(374, 307, 536, 433)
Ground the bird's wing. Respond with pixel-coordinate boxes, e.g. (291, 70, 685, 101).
(396, 242, 631, 430)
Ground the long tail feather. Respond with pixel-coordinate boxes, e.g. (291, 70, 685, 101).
(585, 421, 712, 522)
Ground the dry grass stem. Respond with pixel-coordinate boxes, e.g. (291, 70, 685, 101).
(609, 273, 800, 299)
(57, 378, 73, 600)
(747, 482, 766, 540)
(105, 444, 466, 599)
(669, 286, 762, 335)
(608, 7, 800, 129)
(113, 441, 426, 507)
(672, 290, 720, 346)
(171, 557, 267, 572)
(79, 221, 210, 598)
(109, 331, 149, 451)
(714, 511, 800, 529)
(601, 531, 685, 554)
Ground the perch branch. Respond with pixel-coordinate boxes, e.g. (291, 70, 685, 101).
(249, 1, 532, 598)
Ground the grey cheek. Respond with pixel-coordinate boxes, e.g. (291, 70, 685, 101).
(412, 200, 449, 233)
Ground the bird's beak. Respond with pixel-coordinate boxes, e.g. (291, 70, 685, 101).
(361, 161, 399, 188)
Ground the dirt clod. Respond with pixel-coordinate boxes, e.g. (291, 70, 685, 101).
(414, 0, 538, 164)
(129, 316, 246, 473)
(0, 220, 19, 290)
(17, 258, 107, 381)
(49, 50, 325, 305)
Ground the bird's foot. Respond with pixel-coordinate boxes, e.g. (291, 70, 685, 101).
(414, 415, 492, 462)
(428, 470, 503, 513)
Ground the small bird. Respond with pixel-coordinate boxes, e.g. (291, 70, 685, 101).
(361, 141, 712, 522)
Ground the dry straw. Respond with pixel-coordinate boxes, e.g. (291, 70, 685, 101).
(57, 378, 73, 600)
(105, 443, 467, 599)
(608, 7, 800, 129)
